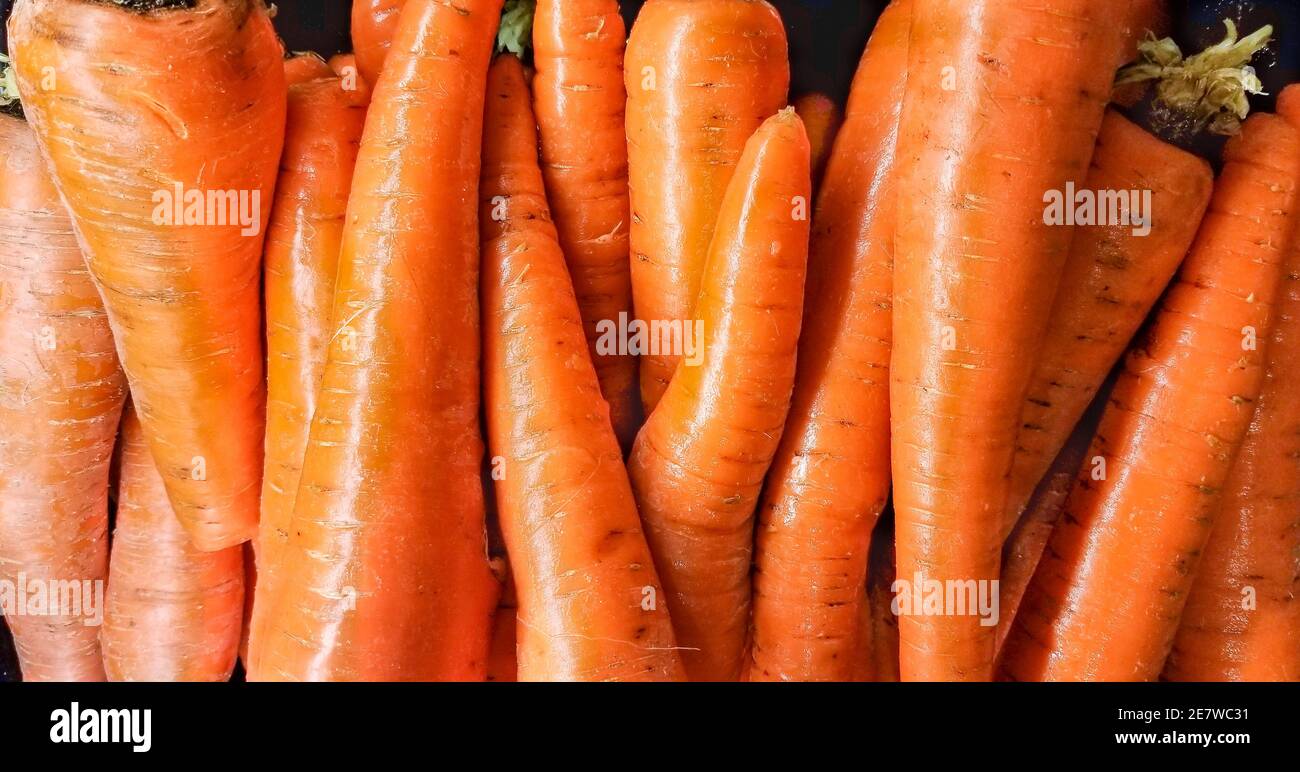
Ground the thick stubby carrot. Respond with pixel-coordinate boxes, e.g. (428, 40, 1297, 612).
(1163, 88, 1300, 683)
(9, 0, 287, 552)
(351, 0, 406, 86)
(629, 109, 811, 681)
(0, 115, 126, 682)
(246, 61, 369, 672)
(749, 0, 910, 683)
(250, 0, 502, 682)
(625, 0, 789, 412)
(1002, 111, 1214, 540)
(889, 0, 1127, 681)
(532, 0, 639, 450)
(103, 409, 244, 682)
(482, 56, 683, 681)
(791, 92, 842, 189)
(1001, 112, 1300, 682)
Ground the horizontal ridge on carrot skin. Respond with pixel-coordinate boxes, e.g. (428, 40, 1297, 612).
(0, 115, 127, 683)
(749, 0, 911, 683)
(629, 107, 811, 682)
(8, 0, 287, 552)
(625, 0, 790, 413)
(998, 110, 1214, 541)
(1163, 86, 1300, 683)
(889, 0, 1129, 681)
(249, 0, 502, 682)
(533, 0, 641, 452)
(481, 56, 684, 682)
(246, 57, 370, 675)
(1000, 112, 1300, 682)
(103, 409, 244, 682)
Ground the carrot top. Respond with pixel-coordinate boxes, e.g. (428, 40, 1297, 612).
(1, 54, 22, 119)
(497, 0, 535, 56)
(1117, 20, 1272, 136)
(94, 0, 197, 11)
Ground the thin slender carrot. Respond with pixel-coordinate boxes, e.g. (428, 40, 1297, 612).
(481, 55, 682, 681)
(1001, 111, 1300, 681)
(351, 0, 406, 86)
(532, 0, 640, 451)
(889, 0, 1127, 681)
(791, 92, 842, 189)
(1002, 110, 1214, 541)
(246, 57, 369, 673)
(749, 0, 910, 683)
(9, 0, 287, 552)
(625, 0, 790, 413)
(102, 408, 244, 682)
(250, 0, 502, 682)
(0, 112, 126, 682)
(1162, 87, 1300, 683)
(629, 108, 811, 681)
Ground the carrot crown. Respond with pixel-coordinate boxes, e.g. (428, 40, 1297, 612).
(0, 54, 21, 116)
(497, 0, 535, 57)
(1116, 20, 1273, 136)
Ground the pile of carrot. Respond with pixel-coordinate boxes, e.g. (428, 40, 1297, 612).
(1, 0, 1297, 683)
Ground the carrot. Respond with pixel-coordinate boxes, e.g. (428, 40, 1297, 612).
(1112, 1, 1172, 107)
(326, 53, 371, 101)
(748, 0, 910, 683)
(9, 0, 287, 552)
(246, 55, 369, 673)
(1002, 110, 1214, 541)
(889, 0, 1128, 681)
(1001, 111, 1300, 681)
(531, 0, 640, 451)
(284, 52, 333, 85)
(0, 106, 127, 682)
(625, 0, 790, 413)
(485, 563, 518, 683)
(629, 108, 811, 681)
(867, 516, 900, 682)
(249, 0, 502, 682)
(481, 55, 683, 681)
(1162, 89, 1300, 683)
(102, 408, 244, 682)
(791, 92, 842, 189)
(351, 0, 406, 86)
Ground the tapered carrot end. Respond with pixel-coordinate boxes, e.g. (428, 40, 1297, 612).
(284, 52, 333, 85)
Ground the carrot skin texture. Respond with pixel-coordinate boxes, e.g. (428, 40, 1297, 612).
(1001, 113, 1300, 682)
(1003, 111, 1214, 539)
(0, 117, 126, 682)
(1163, 89, 1300, 683)
(9, 0, 287, 552)
(250, 0, 502, 682)
(247, 67, 369, 672)
(629, 109, 811, 681)
(481, 57, 684, 682)
(889, 0, 1127, 681)
(749, 0, 910, 683)
(103, 410, 244, 682)
(532, 0, 640, 451)
(625, 0, 790, 412)
(351, 0, 406, 87)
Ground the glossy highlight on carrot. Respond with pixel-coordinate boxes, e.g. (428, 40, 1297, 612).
(250, 0, 502, 682)
(9, 0, 287, 552)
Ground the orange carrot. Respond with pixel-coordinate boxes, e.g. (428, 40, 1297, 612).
(284, 52, 333, 85)
(867, 523, 900, 682)
(1002, 110, 1214, 540)
(791, 92, 842, 189)
(532, 0, 640, 450)
(482, 55, 683, 681)
(246, 55, 369, 673)
(102, 409, 244, 682)
(629, 108, 811, 681)
(351, 0, 406, 86)
(1162, 89, 1300, 683)
(1001, 111, 1300, 681)
(749, 0, 910, 683)
(889, 0, 1127, 681)
(625, 0, 789, 413)
(250, 0, 502, 682)
(10, 0, 287, 552)
(0, 111, 126, 682)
